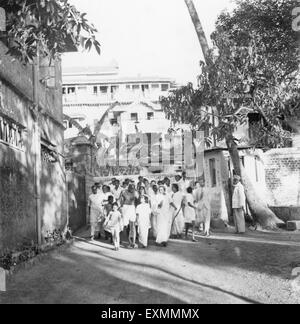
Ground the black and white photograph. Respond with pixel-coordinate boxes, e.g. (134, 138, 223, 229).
(0, 0, 300, 307)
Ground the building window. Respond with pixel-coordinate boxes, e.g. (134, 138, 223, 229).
(126, 85, 131, 90)
(100, 86, 108, 94)
(161, 84, 169, 92)
(0, 115, 24, 149)
(111, 85, 119, 92)
(93, 86, 98, 95)
(131, 113, 138, 122)
(147, 112, 154, 120)
(142, 84, 149, 91)
(62, 87, 66, 95)
(209, 158, 217, 188)
(67, 87, 76, 94)
(151, 84, 159, 89)
(132, 85, 140, 91)
(111, 86, 119, 99)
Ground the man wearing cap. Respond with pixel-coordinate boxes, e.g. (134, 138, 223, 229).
(232, 175, 246, 234)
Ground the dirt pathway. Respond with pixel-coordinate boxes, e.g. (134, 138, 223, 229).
(0, 232, 299, 304)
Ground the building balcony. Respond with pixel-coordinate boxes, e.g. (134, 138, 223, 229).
(63, 88, 171, 105)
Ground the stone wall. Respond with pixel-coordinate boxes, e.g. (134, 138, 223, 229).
(264, 148, 300, 207)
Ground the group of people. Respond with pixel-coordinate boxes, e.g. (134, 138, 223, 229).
(88, 172, 212, 251)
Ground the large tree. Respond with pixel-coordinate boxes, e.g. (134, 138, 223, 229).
(0, 0, 101, 63)
(162, 0, 300, 228)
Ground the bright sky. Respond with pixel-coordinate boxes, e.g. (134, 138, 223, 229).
(62, 0, 235, 85)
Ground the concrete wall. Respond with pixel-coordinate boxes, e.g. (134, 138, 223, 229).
(0, 79, 36, 250)
(264, 148, 300, 207)
(0, 41, 66, 251)
(67, 172, 87, 232)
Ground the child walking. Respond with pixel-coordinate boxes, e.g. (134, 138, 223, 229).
(104, 203, 123, 251)
(184, 187, 197, 242)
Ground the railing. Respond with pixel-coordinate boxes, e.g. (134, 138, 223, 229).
(62, 89, 169, 105)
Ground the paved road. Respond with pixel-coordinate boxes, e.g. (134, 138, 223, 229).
(1, 232, 300, 304)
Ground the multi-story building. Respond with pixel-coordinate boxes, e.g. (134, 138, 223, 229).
(62, 63, 188, 176)
(62, 63, 178, 140)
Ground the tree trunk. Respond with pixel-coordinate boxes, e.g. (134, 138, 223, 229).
(185, 1, 283, 229)
(184, 0, 211, 64)
(226, 135, 283, 229)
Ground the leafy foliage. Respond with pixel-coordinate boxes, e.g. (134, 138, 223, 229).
(0, 0, 101, 63)
(161, 0, 300, 149)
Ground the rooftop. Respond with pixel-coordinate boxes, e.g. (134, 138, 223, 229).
(62, 65, 176, 86)
(63, 65, 119, 77)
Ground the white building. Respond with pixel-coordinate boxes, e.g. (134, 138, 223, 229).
(62, 62, 178, 140)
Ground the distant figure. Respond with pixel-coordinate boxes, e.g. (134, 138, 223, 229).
(136, 196, 152, 248)
(104, 203, 123, 251)
(104, 195, 115, 242)
(143, 178, 151, 195)
(120, 184, 138, 248)
(88, 186, 103, 240)
(232, 175, 246, 234)
(170, 184, 185, 238)
(149, 185, 159, 238)
(164, 177, 172, 196)
(111, 179, 122, 203)
(178, 171, 191, 195)
(156, 186, 172, 247)
(194, 179, 211, 236)
(184, 187, 197, 242)
(137, 176, 145, 191)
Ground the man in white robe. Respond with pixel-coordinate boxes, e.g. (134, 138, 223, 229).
(88, 186, 104, 240)
(232, 175, 246, 234)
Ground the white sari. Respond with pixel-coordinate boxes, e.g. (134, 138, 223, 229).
(171, 191, 185, 236)
(150, 193, 160, 238)
(156, 194, 172, 244)
(136, 203, 152, 247)
(194, 187, 210, 226)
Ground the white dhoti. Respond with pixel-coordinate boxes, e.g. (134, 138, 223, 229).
(233, 208, 246, 233)
(90, 208, 101, 237)
(203, 207, 211, 235)
(195, 202, 205, 225)
(122, 205, 136, 227)
(136, 204, 151, 247)
(151, 212, 158, 238)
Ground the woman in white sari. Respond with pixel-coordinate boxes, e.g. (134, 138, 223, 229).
(170, 184, 185, 238)
(149, 185, 159, 238)
(156, 186, 172, 247)
(136, 196, 152, 248)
